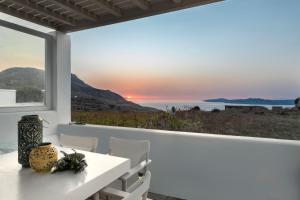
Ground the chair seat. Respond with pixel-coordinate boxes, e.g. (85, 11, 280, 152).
(96, 137, 152, 200)
(99, 171, 152, 200)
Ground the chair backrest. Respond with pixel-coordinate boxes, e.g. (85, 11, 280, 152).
(109, 137, 150, 168)
(44, 134, 60, 146)
(59, 134, 98, 152)
(123, 171, 151, 200)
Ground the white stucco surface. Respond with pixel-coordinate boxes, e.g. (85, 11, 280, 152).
(58, 124, 300, 200)
(0, 32, 71, 148)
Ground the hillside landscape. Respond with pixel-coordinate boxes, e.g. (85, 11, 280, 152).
(0, 67, 44, 102)
(71, 73, 158, 112)
(1, 67, 299, 140)
(0, 67, 157, 112)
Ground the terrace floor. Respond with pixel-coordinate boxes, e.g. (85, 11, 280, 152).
(149, 192, 185, 200)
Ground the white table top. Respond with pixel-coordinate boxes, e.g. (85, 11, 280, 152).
(0, 149, 130, 200)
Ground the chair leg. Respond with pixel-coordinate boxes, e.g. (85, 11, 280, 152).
(121, 179, 127, 191)
(142, 191, 148, 200)
(91, 192, 100, 200)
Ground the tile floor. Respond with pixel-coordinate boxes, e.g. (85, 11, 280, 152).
(148, 192, 185, 200)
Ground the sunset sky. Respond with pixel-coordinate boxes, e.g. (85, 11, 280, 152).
(0, 26, 45, 69)
(1, 0, 300, 103)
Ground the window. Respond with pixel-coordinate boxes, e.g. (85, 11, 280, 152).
(0, 21, 52, 111)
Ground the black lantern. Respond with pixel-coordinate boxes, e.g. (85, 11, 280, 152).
(18, 115, 43, 168)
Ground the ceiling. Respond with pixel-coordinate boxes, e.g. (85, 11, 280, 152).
(0, 0, 221, 32)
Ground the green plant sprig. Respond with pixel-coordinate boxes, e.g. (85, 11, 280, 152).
(52, 149, 87, 174)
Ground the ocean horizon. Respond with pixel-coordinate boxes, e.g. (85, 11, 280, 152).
(139, 101, 293, 111)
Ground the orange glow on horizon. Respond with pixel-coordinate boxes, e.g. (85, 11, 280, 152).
(123, 95, 161, 101)
(123, 94, 200, 103)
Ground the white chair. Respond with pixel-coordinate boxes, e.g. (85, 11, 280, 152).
(59, 134, 98, 152)
(59, 134, 99, 200)
(109, 137, 152, 192)
(101, 171, 152, 200)
(44, 134, 60, 146)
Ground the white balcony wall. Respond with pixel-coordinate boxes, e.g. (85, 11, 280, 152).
(0, 31, 71, 145)
(57, 124, 300, 200)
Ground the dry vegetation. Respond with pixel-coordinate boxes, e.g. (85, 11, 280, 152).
(71, 109, 300, 140)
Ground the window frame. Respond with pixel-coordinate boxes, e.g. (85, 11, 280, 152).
(0, 19, 53, 112)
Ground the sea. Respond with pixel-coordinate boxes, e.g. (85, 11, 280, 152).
(139, 101, 293, 111)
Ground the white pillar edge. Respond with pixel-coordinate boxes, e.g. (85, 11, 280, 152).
(50, 31, 71, 124)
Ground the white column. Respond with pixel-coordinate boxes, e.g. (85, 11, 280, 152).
(51, 31, 71, 124)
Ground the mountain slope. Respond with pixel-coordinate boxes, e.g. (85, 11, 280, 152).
(71, 74, 157, 112)
(0, 67, 44, 90)
(0, 67, 158, 111)
(71, 74, 125, 102)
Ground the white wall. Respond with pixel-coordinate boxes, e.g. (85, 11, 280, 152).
(0, 111, 58, 144)
(0, 89, 16, 106)
(57, 124, 300, 200)
(0, 31, 71, 147)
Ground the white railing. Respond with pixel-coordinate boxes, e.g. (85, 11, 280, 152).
(57, 124, 300, 200)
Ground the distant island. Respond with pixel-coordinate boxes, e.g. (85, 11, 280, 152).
(205, 98, 295, 105)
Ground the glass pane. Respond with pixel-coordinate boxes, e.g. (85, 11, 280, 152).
(0, 26, 45, 107)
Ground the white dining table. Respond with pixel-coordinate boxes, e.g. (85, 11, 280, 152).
(0, 149, 130, 200)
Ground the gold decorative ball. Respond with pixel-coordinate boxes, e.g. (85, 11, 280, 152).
(29, 142, 58, 173)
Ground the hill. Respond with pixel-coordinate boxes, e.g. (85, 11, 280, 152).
(0, 67, 44, 102)
(71, 74, 158, 112)
(0, 67, 158, 112)
(0, 67, 44, 90)
(205, 98, 294, 105)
